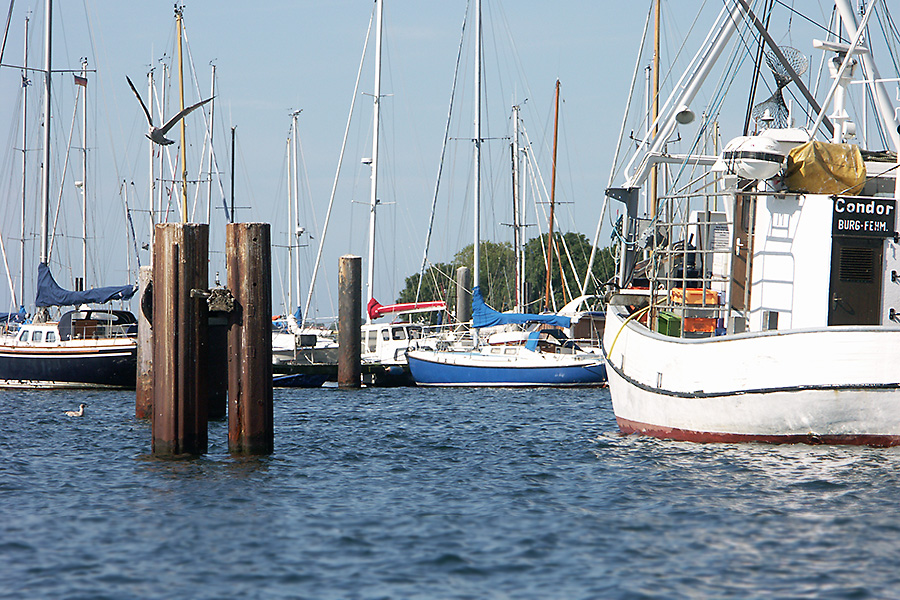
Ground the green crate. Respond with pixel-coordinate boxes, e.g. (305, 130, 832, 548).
(658, 311, 681, 337)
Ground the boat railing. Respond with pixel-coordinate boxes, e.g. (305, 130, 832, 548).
(646, 190, 736, 339)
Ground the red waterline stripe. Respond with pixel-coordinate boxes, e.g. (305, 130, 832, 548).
(615, 417, 900, 447)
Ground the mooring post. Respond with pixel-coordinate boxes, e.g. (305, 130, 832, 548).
(456, 266, 472, 324)
(338, 255, 361, 388)
(151, 223, 209, 457)
(226, 223, 274, 455)
(136, 265, 153, 419)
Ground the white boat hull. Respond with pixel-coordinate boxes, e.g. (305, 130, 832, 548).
(603, 306, 900, 445)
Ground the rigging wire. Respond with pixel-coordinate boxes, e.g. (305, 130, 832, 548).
(415, 0, 469, 303)
(302, 5, 375, 327)
(581, 1, 652, 297)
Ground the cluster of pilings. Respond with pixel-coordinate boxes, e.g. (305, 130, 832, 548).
(136, 222, 274, 458)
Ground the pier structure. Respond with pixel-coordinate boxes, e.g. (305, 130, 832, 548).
(146, 222, 273, 458)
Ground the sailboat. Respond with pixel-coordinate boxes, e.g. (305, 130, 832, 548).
(271, 112, 338, 386)
(405, 0, 606, 387)
(603, 0, 900, 444)
(0, 0, 138, 389)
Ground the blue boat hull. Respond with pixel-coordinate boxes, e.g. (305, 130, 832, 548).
(407, 352, 606, 387)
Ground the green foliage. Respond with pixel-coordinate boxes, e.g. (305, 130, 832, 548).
(396, 233, 617, 318)
(523, 232, 615, 310)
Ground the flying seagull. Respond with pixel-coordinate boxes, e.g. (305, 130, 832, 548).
(65, 403, 87, 417)
(126, 75, 213, 146)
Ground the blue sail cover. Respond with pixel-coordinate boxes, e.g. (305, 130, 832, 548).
(35, 262, 136, 307)
(0, 306, 26, 323)
(471, 286, 570, 329)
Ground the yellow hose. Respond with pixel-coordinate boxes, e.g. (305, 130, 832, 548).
(606, 304, 651, 358)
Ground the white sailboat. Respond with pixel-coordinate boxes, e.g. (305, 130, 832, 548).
(359, 0, 448, 380)
(271, 112, 338, 386)
(405, 0, 606, 387)
(603, 0, 900, 444)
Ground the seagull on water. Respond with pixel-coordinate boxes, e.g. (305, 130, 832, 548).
(126, 75, 213, 146)
(65, 403, 87, 417)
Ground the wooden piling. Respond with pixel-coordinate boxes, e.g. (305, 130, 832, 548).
(338, 255, 361, 388)
(456, 266, 472, 324)
(136, 265, 153, 419)
(226, 223, 274, 455)
(151, 223, 209, 457)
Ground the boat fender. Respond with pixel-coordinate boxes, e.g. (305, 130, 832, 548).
(141, 280, 153, 324)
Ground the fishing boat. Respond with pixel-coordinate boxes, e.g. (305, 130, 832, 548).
(0, 0, 138, 389)
(602, 0, 900, 444)
(406, 0, 606, 387)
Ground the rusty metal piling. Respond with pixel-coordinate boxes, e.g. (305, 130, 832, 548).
(151, 223, 209, 457)
(226, 223, 274, 455)
(338, 255, 361, 388)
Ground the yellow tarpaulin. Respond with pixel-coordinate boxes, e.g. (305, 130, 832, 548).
(784, 141, 866, 195)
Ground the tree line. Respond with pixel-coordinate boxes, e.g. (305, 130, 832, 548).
(396, 232, 615, 321)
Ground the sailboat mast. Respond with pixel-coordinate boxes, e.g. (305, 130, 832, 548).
(286, 127, 294, 313)
(511, 104, 522, 312)
(176, 4, 187, 222)
(19, 15, 28, 307)
(365, 0, 383, 325)
(147, 68, 155, 248)
(543, 79, 560, 312)
(39, 0, 51, 267)
(80, 57, 88, 289)
(292, 110, 302, 311)
(206, 63, 216, 223)
(472, 0, 482, 295)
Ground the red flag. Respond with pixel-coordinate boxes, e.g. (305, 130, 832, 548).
(74, 74, 87, 87)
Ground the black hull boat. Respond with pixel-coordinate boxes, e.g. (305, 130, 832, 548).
(0, 307, 138, 390)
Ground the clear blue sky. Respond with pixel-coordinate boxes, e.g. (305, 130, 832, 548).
(0, 1, 869, 320)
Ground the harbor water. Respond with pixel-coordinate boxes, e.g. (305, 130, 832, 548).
(3, 386, 900, 599)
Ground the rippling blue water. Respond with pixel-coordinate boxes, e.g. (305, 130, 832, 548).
(2, 386, 900, 599)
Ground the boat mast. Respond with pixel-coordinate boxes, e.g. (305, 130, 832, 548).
(511, 103, 523, 312)
(79, 57, 87, 290)
(291, 110, 302, 312)
(833, 0, 900, 151)
(286, 122, 294, 314)
(206, 63, 216, 223)
(543, 79, 560, 312)
(19, 15, 28, 308)
(649, 0, 660, 218)
(147, 68, 155, 251)
(176, 4, 187, 222)
(39, 0, 51, 269)
(157, 62, 167, 228)
(473, 0, 482, 299)
(365, 0, 383, 325)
